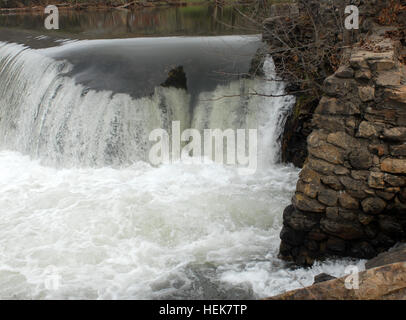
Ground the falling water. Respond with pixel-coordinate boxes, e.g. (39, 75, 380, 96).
(0, 37, 363, 299)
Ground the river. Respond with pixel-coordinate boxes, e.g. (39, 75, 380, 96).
(0, 4, 364, 299)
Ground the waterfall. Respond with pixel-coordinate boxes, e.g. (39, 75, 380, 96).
(0, 37, 362, 301)
(0, 40, 294, 169)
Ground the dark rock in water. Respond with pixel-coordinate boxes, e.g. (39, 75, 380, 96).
(366, 243, 406, 269)
(161, 66, 187, 90)
(313, 273, 336, 284)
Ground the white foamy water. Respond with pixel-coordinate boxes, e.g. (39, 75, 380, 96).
(0, 151, 365, 299)
(0, 38, 364, 299)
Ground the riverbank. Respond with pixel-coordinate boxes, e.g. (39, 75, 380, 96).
(0, 1, 191, 13)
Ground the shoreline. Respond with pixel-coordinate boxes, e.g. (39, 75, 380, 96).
(0, 1, 250, 14)
(0, 2, 188, 13)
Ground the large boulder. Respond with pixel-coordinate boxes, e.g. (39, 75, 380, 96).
(267, 262, 406, 300)
(366, 243, 406, 269)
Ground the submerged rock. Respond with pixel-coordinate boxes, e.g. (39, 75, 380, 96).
(160, 66, 187, 90)
(313, 273, 336, 284)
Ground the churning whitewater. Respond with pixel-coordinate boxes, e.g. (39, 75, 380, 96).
(0, 38, 364, 299)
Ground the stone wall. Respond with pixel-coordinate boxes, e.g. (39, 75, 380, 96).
(279, 34, 406, 265)
(265, 0, 406, 168)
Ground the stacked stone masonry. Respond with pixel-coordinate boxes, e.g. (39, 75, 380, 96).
(279, 36, 406, 265)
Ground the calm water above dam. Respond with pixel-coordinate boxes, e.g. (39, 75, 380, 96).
(0, 5, 257, 41)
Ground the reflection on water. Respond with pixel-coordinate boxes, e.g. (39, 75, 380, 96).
(0, 5, 258, 39)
